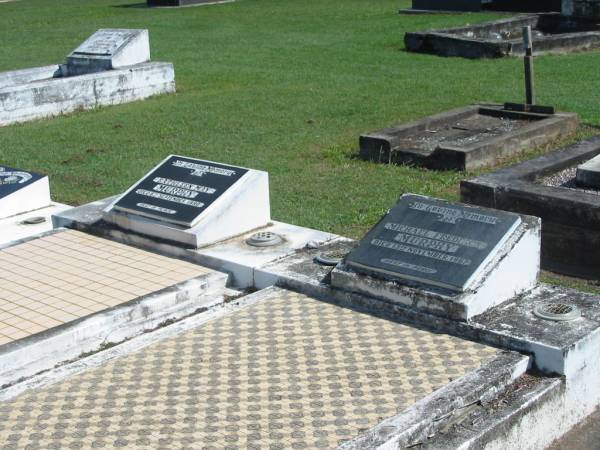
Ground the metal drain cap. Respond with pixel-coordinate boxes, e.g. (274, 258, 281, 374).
(533, 303, 581, 322)
(315, 251, 346, 266)
(20, 216, 46, 225)
(246, 231, 283, 247)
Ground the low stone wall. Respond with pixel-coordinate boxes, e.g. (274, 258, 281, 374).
(0, 62, 175, 127)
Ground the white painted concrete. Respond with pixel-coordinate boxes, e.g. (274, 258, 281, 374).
(66, 29, 150, 76)
(103, 165, 270, 248)
(0, 62, 175, 127)
(0, 203, 71, 247)
(0, 174, 51, 219)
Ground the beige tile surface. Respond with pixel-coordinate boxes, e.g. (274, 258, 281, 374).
(0, 230, 210, 347)
(0, 289, 499, 449)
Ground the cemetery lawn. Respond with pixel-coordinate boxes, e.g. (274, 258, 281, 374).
(1, 0, 599, 292)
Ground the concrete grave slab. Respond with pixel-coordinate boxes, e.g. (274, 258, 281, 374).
(576, 153, 600, 188)
(0, 165, 51, 219)
(0, 229, 228, 387)
(0, 30, 175, 127)
(65, 29, 150, 76)
(461, 135, 600, 279)
(359, 105, 578, 170)
(405, 13, 600, 58)
(103, 155, 270, 248)
(330, 195, 540, 321)
(0, 286, 527, 449)
(54, 196, 337, 288)
(0, 203, 71, 247)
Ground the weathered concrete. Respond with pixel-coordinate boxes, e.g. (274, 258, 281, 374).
(256, 240, 600, 378)
(0, 202, 71, 247)
(330, 215, 541, 321)
(405, 13, 600, 58)
(563, 0, 600, 18)
(461, 135, 600, 279)
(0, 62, 175, 127)
(53, 196, 338, 288)
(0, 229, 229, 388)
(576, 153, 600, 188)
(359, 105, 578, 170)
(65, 29, 150, 76)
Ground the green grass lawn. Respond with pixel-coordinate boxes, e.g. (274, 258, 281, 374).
(1, 0, 599, 291)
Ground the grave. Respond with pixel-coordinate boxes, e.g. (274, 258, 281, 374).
(359, 104, 578, 170)
(462, 135, 600, 279)
(0, 165, 70, 247)
(405, 13, 600, 58)
(0, 165, 50, 219)
(103, 155, 271, 248)
(53, 156, 336, 287)
(0, 29, 175, 127)
(330, 194, 540, 320)
(576, 153, 600, 188)
(403, 0, 560, 13)
(147, 0, 233, 6)
(0, 228, 228, 387)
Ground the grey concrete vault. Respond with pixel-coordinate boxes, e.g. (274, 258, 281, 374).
(359, 105, 578, 170)
(461, 135, 600, 280)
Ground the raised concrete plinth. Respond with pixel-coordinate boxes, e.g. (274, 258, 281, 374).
(461, 135, 600, 280)
(0, 203, 71, 247)
(53, 196, 337, 288)
(0, 62, 175, 127)
(330, 214, 540, 321)
(0, 229, 228, 388)
(576, 154, 600, 188)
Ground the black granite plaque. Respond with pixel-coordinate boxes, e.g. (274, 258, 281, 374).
(0, 165, 45, 199)
(113, 155, 248, 228)
(345, 194, 521, 291)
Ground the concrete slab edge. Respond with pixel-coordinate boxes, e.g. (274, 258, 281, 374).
(337, 352, 529, 449)
(0, 270, 228, 389)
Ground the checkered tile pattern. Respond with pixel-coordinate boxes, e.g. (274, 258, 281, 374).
(0, 288, 498, 449)
(0, 230, 210, 347)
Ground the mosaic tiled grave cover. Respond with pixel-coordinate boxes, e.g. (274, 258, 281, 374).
(0, 289, 499, 449)
(345, 194, 521, 291)
(112, 155, 249, 227)
(0, 230, 210, 347)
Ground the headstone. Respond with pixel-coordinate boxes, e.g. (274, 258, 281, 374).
(113, 155, 249, 228)
(562, 0, 600, 18)
(344, 194, 522, 291)
(0, 165, 51, 219)
(65, 29, 150, 76)
(103, 155, 270, 248)
(576, 154, 600, 189)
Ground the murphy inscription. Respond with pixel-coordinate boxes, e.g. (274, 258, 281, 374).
(112, 155, 248, 228)
(344, 194, 521, 291)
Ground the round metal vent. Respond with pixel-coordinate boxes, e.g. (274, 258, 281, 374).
(20, 216, 46, 225)
(314, 250, 347, 266)
(246, 231, 283, 247)
(533, 303, 581, 322)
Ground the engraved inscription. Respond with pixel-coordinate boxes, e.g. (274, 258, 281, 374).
(384, 223, 487, 250)
(380, 259, 437, 274)
(172, 160, 237, 177)
(409, 201, 499, 225)
(371, 239, 471, 266)
(75, 30, 137, 56)
(135, 189, 205, 208)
